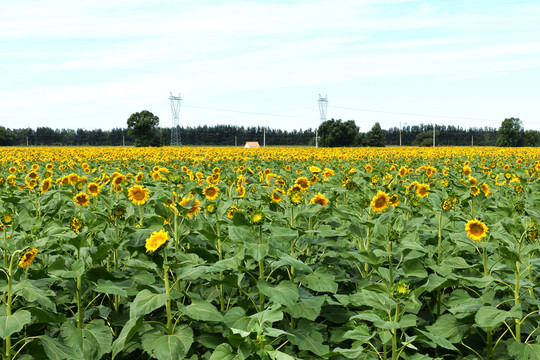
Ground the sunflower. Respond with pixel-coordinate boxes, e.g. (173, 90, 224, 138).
(19, 248, 38, 268)
(40, 178, 52, 194)
(270, 189, 285, 203)
(179, 197, 201, 218)
(87, 182, 101, 196)
(145, 229, 169, 252)
(322, 168, 335, 180)
(465, 219, 489, 242)
(236, 185, 246, 198)
(442, 199, 453, 211)
(227, 205, 242, 219)
(370, 190, 389, 212)
(294, 177, 310, 191)
(70, 217, 83, 232)
(128, 185, 150, 206)
(74, 192, 91, 207)
(415, 183, 430, 198)
(203, 184, 219, 200)
(309, 192, 329, 207)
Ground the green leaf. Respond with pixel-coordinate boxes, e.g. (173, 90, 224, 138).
(16, 280, 56, 311)
(60, 320, 113, 360)
(93, 279, 129, 297)
(0, 310, 32, 339)
(287, 319, 329, 356)
(402, 261, 427, 278)
(129, 289, 167, 319)
(475, 305, 521, 328)
(246, 242, 269, 261)
(40, 335, 83, 360)
(257, 280, 299, 308)
(112, 317, 144, 359)
(426, 313, 468, 343)
(147, 325, 193, 360)
(298, 268, 338, 293)
(209, 343, 237, 360)
(181, 299, 224, 322)
(285, 294, 325, 321)
(268, 350, 297, 360)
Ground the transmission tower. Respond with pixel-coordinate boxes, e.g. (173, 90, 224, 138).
(169, 92, 182, 146)
(316, 94, 328, 147)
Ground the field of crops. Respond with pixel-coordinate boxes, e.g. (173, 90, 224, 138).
(1, 146, 540, 360)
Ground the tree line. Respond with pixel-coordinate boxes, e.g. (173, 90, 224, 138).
(0, 114, 537, 147)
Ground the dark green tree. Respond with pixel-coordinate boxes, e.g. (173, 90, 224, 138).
(127, 110, 161, 147)
(497, 117, 524, 147)
(366, 122, 386, 147)
(318, 119, 360, 147)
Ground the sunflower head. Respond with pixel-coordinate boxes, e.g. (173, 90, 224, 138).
(393, 281, 410, 299)
(19, 248, 38, 268)
(370, 190, 389, 213)
(465, 219, 489, 242)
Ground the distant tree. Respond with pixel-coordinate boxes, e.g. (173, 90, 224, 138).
(127, 110, 161, 147)
(524, 130, 540, 147)
(366, 122, 386, 147)
(318, 119, 360, 147)
(497, 117, 524, 147)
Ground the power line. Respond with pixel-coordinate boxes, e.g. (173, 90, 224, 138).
(183, 105, 310, 119)
(330, 105, 501, 123)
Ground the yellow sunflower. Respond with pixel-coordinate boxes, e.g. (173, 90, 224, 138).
(40, 178, 52, 194)
(415, 183, 430, 198)
(203, 184, 219, 200)
(370, 190, 389, 212)
(19, 248, 38, 268)
(465, 219, 489, 242)
(128, 185, 150, 206)
(73, 192, 91, 207)
(145, 229, 169, 252)
(309, 192, 329, 207)
(87, 182, 101, 196)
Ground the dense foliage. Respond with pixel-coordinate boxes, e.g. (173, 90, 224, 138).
(1, 146, 540, 359)
(1, 118, 538, 147)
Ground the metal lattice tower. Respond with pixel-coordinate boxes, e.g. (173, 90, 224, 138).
(316, 94, 328, 147)
(169, 92, 182, 146)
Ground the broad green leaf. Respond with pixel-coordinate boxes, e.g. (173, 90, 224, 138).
(112, 317, 144, 359)
(426, 313, 468, 343)
(402, 261, 427, 278)
(181, 299, 224, 322)
(298, 269, 338, 293)
(268, 350, 297, 360)
(40, 335, 83, 360)
(209, 343, 237, 360)
(287, 319, 329, 356)
(16, 280, 56, 311)
(0, 310, 32, 339)
(285, 294, 325, 321)
(257, 280, 299, 308)
(129, 289, 167, 319)
(93, 279, 129, 297)
(147, 325, 193, 360)
(60, 320, 112, 360)
(475, 305, 521, 328)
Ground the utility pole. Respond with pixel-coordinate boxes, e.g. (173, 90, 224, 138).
(317, 94, 328, 147)
(169, 92, 182, 146)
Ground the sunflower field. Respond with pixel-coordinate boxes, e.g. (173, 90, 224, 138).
(1, 146, 540, 360)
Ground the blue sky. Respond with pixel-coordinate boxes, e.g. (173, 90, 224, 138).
(1, 0, 539, 132)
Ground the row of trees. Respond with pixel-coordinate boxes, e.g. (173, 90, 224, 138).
(0, 111, 537, 147)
